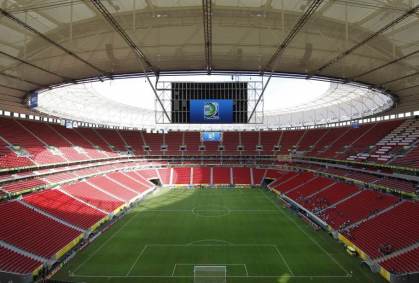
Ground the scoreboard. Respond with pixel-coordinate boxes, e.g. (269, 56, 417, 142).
(171, 82, 248, 124)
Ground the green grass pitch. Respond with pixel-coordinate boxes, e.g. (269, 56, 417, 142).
(53, 188, 386, 283)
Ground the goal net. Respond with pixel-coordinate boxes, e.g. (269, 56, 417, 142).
(194, 265, 227, 283)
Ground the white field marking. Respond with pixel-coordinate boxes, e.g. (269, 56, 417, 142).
(145, 243, 279, 247)
(70, 274, 353, 279)
(273, 246, 294, 276)
(171, 263, 248, 277)
(186, 239, 233, 246)
(126, 245, 148, 276)
(171, 263, 177, 277)
(72, 212, 139, 273)
(244, 263, 249, 276)
(192, 208, 230, 217)
(262, 189, 350, 275)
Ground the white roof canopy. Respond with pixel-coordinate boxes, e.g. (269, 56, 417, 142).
(0, 0, 418, 117)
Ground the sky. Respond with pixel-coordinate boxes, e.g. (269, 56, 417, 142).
(90, 75, 330, 111)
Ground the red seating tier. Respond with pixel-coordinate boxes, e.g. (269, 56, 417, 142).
(192, 167, 211, 184)
(0, 246, 43, 274)
(119, 131, 145, 155)
(96, 130, 127, 151)
(0, 119, 65, 165)
(61, 182, 124, 213)
(24, 189, 106, 229)
(344, 202, 419, 259)
(137, 169, 159, 180)
(1, 178, 47, 194)
(88, 175, 138, 202)
(172, 167, 191, 184)
(0, 201, 82, 258)
(213, 167, 231, 184)
(252, 168, 266, 185)
(286, 177, 334, 202)
(271, 172, 314, 193)
(381, 247, 419, 274)
(233, 167, 251, 184)
(157, 168, 171, 185)
(51, 125, 107, 159)
(302, 183, 358, 211)
(107, 172, 151, 193)
(320, 190, 399, 230)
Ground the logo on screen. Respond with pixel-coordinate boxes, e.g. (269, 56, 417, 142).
(204, 102, 219, 120)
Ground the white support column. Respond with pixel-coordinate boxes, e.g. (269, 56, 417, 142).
(190, 167, 194, 185)
(169, 168, 174, 186)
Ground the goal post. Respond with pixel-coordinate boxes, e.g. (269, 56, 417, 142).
(194, 265, 227, 283)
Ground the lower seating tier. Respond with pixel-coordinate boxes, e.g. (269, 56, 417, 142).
(61, 182, 124, 213)
(380, 247, 419, 274)
(0, 201, 82, 258)
(301, 183, 359, 212)
(319, 190, 399, 230)
(23, 189, 107, 230)
(0, 246, 43, 275)
(343, 201, 419, 259)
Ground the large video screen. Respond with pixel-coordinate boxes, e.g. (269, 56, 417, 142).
(201, 132, 223, 142)
(190, 100, 233, 124)
(171, 82, 248, 123)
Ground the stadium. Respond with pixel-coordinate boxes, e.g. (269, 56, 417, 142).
(0, 1, 418, 283)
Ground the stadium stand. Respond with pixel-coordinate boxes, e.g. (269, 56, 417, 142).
(213, 167, 231, 184)
(271, 172, 314, 194)
(0, 246, 43, 274)
(1, 178, 47, 194)
(96, 130, 127, 152)
(137, 169, 159, 180)
(241, 132, 259, 154)
(87, 175, 138, 203)
(192, 167, 211, 184)
(157, 168, 172, 185)
(0, 201, 82, 258)
(319, 190, 399, 230)
(233, 167, 251, 184)
(343, 201, 418, 259)
(380, 247, 419, 274)
(165, 132, 183, 155)
(252, 168, 266, 185)
(61, 182, 124, 213)
(172, 167, 191, 185)
(23, 189, 106, 230)
(50, 125, 108, 159)
(286, 177, 334, 203)
(301, 183, 359, 212)
(75, 128, 118, 157)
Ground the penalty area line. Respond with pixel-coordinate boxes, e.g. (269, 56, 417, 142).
(72, 212, 139, 274)
(126, 245, 148, 276)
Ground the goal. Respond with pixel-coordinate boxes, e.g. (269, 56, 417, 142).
(194, 265, 227, 283)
